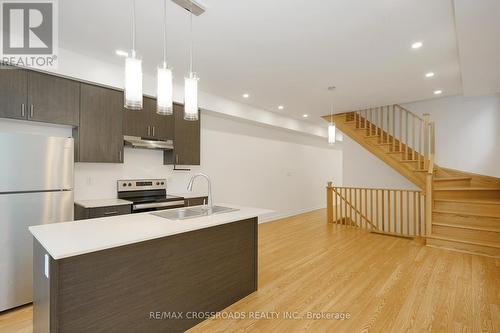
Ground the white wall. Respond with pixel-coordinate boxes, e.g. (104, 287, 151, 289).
(74, 112, 342, 221)
(340, 93, 500, 191)
(0, 48, 343, 221)
(341, 136, 417, 190)
(0, 113, 341, 222)
(403, 93, 500, 178)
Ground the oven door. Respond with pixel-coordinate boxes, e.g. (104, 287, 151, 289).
(132, 200, 185, 213)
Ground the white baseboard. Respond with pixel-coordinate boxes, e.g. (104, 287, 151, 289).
(258, 205, 325, 224)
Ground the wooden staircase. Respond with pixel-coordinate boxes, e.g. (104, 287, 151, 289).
(323, 105, 500, 257)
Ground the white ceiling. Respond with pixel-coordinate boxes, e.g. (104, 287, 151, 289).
(59, 0, 468, 125)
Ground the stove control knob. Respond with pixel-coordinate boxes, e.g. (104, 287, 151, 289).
(128, 183, 132, 186)
(122, 183, 127, 187)
(160, 182, 164, 185)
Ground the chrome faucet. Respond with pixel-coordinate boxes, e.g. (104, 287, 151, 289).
(187, 173, 213, 212)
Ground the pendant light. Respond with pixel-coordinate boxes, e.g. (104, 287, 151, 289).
(327, 86, 336, 144)
(124, 0, 143, 110)
(184, 4, 199, 121)
(156, 0, 173, 115)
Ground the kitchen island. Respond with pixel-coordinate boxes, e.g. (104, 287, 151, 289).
(29, 204, 271, 333)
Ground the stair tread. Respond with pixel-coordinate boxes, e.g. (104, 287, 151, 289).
(432, 222, 500, 233)
(428, 235, 500, 249)
(434, 187, 500, 191)
(434, 198, 500, 205)
(433, 209, 500, 219)
(434, 177, 472, 181)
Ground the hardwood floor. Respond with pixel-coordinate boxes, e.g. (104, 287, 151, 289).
(1, 209, 499, 333)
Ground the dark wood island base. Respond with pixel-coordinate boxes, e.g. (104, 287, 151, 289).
(33, 218, 258, 333)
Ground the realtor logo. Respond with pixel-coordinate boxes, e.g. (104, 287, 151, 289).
(1, 0, 58, 68)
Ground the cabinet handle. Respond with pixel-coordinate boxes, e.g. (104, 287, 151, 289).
(152, 126, 155, 137)
(119, 150, 122, 162)
(175, 154, 179, 164)
(29, 104, 34, 118)
(21, 104, 25, 117)
(147, 126, 150, 136)
(104, 211, 119, 215)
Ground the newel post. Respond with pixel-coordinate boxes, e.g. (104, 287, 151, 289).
(327, 181, 333, 223)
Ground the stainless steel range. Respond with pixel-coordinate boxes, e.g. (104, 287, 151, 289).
(117, 179, 185, 213)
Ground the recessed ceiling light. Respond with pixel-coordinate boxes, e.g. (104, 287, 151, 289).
(434, 90, 442, 95)
(278, 105, 284, 110)
(242, 93, 249, 98)
(115, 49, 129, 57)
(411, 41, 423, 49)
(302, 114, 308, 118)
(425, 72, 435, 78)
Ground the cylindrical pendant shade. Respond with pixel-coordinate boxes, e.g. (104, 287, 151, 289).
(156, 64, 173, 115)
(184, 73, 199, 121)
(124, 53, 143, 110)
(328, 123, 336, 144)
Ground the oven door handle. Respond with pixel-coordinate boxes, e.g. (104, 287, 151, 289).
(133, 200, 185, 210)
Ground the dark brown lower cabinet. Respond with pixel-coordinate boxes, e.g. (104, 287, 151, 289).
(75, 84, 124, 163)
(185, 196, 208, 207)
(74, 204, 132, 220)
(33, 218, 258, 333)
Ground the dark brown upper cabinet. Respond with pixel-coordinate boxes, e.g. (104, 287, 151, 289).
(0, 65, 28, 120)
(27, 71, 80, 126)
(76, 84, 123, 163)
(123, 97, 174, 140)
(0, 66, 79, 126)
(164, 103, 200, 166)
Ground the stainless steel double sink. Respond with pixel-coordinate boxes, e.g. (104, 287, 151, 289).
(151, 205, 239, 220)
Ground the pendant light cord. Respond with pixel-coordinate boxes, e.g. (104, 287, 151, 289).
(163, 0, 167, 65)
(131, 0, 136, 55)
(189, 2, 193, 74)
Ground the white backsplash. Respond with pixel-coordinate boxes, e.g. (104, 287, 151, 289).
(74, 147, 203, 200)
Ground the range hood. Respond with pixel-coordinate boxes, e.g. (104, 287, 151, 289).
(123, 136, 173, 150)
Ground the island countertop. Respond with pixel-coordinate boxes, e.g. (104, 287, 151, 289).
(29, 204, 273, 260)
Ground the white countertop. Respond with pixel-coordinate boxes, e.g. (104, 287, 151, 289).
(30, 204, 273, 260)
(74, 198, 133, 208)
(168, 191, 207, 199)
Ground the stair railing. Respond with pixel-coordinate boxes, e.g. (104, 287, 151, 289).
(347, 105, 435, 173)
(338, 103, 437, 238)
(326, 182, 426, 238)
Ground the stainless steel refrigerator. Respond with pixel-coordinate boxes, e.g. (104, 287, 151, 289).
(0, 133, 74, 311)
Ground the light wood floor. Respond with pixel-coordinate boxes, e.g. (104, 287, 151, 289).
(1, 209, 499, 333)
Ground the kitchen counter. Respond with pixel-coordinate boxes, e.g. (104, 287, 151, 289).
(74, 198, 133, 208)
(29, 204, 272, 260)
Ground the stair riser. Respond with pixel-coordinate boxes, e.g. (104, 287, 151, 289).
(426, 238, 500, 258)
(433, 212, 500, 230)
(432, 225, 500, 244)
(434, 201, 500, 216)
(434, 190, 500, 200)
(433, 179, 472, 188)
